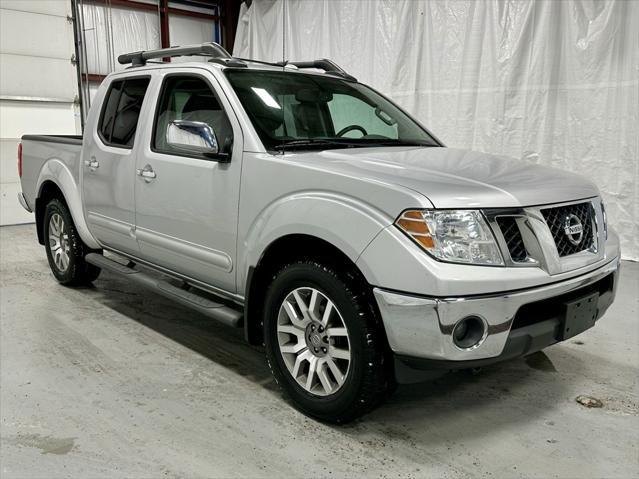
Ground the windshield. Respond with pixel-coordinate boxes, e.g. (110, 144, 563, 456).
(224, 69, 439, 151)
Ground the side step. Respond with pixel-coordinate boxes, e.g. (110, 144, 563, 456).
(85, 253, 243, 328)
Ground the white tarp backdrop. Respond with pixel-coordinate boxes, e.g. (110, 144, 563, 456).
(233, 0, 639, 260)
(79, 2, 218, 107)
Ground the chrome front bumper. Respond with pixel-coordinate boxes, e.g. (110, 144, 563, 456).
(373, 257, 620, 362)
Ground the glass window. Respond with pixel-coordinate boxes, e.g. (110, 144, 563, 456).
(99, 80, 122, 142)
(224, 70, 438, 151)
(328, 94, 398, 139)
(98, 77, 150, 148)
(153, 76, 233, 156)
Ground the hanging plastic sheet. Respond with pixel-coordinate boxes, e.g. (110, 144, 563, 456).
(233, 0, 638, 260)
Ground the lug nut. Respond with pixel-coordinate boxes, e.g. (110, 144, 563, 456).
(322, 347, 327, 353)
(318, 326, 324, 332)
(323, 336, 328, 343)
(314, 348, 319, 353)
(311, 325, 315, 331)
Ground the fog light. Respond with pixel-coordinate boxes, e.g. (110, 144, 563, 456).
(453, 316, 486, 349)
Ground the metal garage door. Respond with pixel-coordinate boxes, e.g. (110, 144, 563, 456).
(0, 0, 80, 225)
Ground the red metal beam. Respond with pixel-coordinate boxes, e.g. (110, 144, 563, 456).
(84, 0, 158, 13)
(159, 0, 171, 61)
(167, 7, 218, 20)
(84, 0, 218, 20)
(85, 73, 107, 82)
(219, 0, 241, 52)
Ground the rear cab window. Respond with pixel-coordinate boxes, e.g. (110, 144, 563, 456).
(98, 77, 150, 148)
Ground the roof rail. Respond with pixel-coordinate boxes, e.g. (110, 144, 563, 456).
(118, 42, 231, 67)
(277, 59, 357, 82)
(117, 43, 357, 81)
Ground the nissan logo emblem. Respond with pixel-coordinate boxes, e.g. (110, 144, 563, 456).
(564, 214, 584, 245)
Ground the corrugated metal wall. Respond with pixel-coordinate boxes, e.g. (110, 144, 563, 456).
(0, 0, 80, 225)
(0, 0, 221, 225)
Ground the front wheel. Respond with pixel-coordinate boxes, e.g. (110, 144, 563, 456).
(43, 198, 101, 285)
(263, 260, 392, 423)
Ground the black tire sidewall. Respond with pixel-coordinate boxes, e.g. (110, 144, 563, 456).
(264, 262, 375, 419)
(43, 199, 94, 285)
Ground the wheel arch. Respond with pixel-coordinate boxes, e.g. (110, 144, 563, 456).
(35, 180, 65, 244)
(243, 233, 377, 345)
(35, 159, 99, 249)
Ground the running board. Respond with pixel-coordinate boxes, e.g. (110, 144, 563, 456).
(85, 253, 243, 328)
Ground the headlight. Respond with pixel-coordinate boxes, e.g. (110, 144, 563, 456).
(395, 209, 504, 265)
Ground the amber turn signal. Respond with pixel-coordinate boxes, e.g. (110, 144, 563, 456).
(395, 210, 435, 249)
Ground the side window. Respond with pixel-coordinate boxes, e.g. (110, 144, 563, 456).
(327, 94, 398, 139)
(153, 76, 233, 156)
(99, 80, 122, 141)
(98, 77, 150, 148)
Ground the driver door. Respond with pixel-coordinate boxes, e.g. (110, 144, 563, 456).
(134, 72, 242, 293)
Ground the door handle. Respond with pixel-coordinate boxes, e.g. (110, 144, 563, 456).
(136, 164, 157, 182)
(84, 157, 99, 170)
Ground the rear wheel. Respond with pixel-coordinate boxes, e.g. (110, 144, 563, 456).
(43, 198, 101, 285)
(264, 260, 391, 423)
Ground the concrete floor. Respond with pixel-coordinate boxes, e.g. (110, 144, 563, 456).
(1, 224, 638, 479)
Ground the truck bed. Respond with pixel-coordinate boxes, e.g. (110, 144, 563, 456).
(19, 134, 83, 212)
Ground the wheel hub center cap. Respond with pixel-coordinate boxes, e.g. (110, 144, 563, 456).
(305, 323, 327, 357)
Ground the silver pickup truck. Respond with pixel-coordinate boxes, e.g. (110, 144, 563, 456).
(18, 43, 620, 422)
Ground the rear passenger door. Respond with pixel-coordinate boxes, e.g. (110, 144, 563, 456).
(82, 76, 151, 255)
(134, 72, 243, 294)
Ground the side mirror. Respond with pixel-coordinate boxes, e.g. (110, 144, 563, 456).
(166, 120, 230, 162)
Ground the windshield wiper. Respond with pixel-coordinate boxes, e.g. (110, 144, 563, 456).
(272, 139, 363, 151)
(272, 138, 440, 152)
(359, 140, 438, 147)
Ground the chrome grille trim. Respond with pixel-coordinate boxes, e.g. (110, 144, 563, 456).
(484, 197, 604, 275)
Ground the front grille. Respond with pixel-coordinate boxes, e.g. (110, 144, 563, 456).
(496, 217, 528, 262)
(541, 202, 595, 257)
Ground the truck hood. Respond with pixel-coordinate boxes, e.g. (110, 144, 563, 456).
(290, 147, 599, 208)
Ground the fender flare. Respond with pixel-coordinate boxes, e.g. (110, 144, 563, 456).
(239, 191, 393, 292)
(36, 159, 100, 250)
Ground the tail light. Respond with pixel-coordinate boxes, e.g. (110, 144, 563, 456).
(17, 143, 23, 178)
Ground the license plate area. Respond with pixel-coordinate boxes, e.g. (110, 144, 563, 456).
(561, 292, 599, 340)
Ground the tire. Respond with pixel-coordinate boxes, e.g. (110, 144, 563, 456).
(263, 260, 392, 423)
(43, 198, 101, 286)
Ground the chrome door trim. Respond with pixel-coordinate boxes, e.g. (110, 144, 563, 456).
(136, 164, 157, 182)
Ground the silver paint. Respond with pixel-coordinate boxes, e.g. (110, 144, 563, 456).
(17, 60, 621, 363)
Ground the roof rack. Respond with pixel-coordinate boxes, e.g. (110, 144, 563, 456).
(117, 43, 357, 81)
(276, 59, 357, 82)
(118, 42, 231, 67)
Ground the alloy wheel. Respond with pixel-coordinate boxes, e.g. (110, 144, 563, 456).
(48, 213, 70, 273)
(276, 287, 351, 396)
